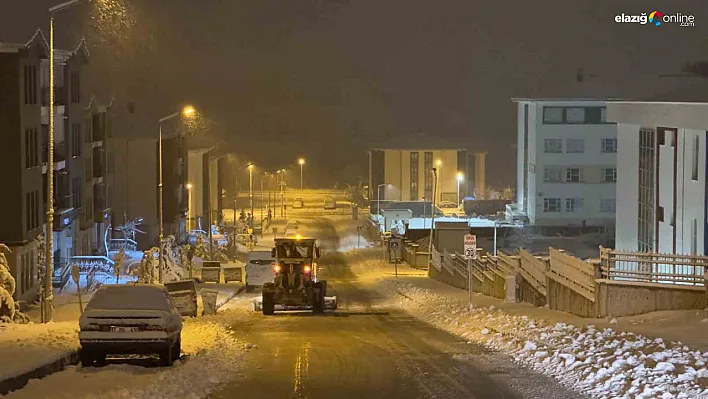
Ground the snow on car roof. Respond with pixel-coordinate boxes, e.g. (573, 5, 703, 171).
(86, 284, 173, 311)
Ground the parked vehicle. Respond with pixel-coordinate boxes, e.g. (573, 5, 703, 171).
(438, 201, 463, 217)
(79, 284, 183, 367)
(293, 197, 304, 209)
(323, 195, 336, 210)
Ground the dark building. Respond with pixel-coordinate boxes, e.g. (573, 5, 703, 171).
(159, 134, 188, 243)
(0, 30, 47, 301)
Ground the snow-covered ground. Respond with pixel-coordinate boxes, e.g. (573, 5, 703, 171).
(3, 309, 251, 399)
(375, 279, 708, 399)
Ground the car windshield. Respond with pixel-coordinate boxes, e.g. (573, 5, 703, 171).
(276, 243, 313, 258)
(86, 286, 172, 311)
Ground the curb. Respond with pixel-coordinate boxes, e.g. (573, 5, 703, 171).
(0, 350, 79, 395)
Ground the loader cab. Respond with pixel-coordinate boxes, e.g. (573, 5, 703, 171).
(270, 236, 322, 284)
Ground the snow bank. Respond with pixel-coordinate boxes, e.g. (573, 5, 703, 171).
(4, 311, 250, 399)
(376, 279, 708, 399)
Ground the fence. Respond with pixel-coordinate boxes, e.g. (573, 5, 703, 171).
(548, 248, 597, 302)
(518, 249, 548, 297)
(599, 246, 707, 286)
(109, 238, 138, 252)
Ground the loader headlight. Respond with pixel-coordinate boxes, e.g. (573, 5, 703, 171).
(273, 264, 281, 273)
(303, 265, 311, 274)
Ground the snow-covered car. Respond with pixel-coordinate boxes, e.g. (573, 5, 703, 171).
(438, 201, 462, 217)
(292, 197, 304, 209)
(79, 284, 183, 367)
(323, 195, 336, 210)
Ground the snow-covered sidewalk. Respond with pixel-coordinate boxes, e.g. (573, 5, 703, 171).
(375, 277, 708, 399)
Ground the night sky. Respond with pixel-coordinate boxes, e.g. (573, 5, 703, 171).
(2, 0, 707, 187)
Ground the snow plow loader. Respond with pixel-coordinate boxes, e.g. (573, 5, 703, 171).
(254, 236, 336, 315)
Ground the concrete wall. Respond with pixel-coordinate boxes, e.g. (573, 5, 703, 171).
(596, 279, 707, 317)
(547, 276, 596, 317)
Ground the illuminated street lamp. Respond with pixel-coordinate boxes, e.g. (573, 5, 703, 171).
(44, 0, 93, 323)
(248, 164, 255, 223)
(157, 105, 197, 283)
(456, 172, 464, 207)
(376, 183, 390, 216)
(298, 158, 305, 190)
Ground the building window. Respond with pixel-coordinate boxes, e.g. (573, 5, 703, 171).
(544, 139, 563, 153)
(565, 107, 586, 124)
(72, 177, 82, 209)
(542, 107, 563, 124)
(72, 123, 82, 157)
(71, 71, 81, 104)
(585, 107, 606, 124)
(543, 166, 562, 183)
(601, 138, 617, 153)
(600, 198, 616, 213)
(26, 191, 39, 230)
(565, 198, 584, 212)
(638, 128, 656, 252)
(423, 152, 433, 200)
(600, 107, 607, 123)
(566, 168, 582, 183)
(543, 198, 562, 212)
(692, 135, 699, 181)
(565, 139, 585, 153)
(602, 168, 617, 183)
(25, 128, 38, 168)
(23, 65, 37, 105)
(410, 152, 419, 200)
(691, 219, 698, 255)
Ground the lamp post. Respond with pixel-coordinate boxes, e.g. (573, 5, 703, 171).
(435, 159, 442, 203)
(427, 168, 438, 271)
(456, 172, 464, 207)
(298, 158, 305, 190)
(44, 0, 92, 323)
(248, 164, 254, 226)
(376, 183, 389, 216)
(158, 105, 196, 283)
(186, 183, 193, 232)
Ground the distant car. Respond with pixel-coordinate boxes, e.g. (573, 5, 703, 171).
(438, 201, 463, 217)
(79, 284, 183, 367)
(323, 196, 336, 210)
(293, 197, 304, 209)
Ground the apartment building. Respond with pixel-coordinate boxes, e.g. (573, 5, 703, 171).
(608, 92, 708, 255)
(161, 134, 188, 242)
(511, 98, 617, 226)
(368, 148, 471, 205)
(0, 31, 48, 301)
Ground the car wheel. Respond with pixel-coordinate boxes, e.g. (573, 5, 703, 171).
(80, 350, 95, 367)
(160, 345, 174, 367)
(172, 337, 181, 360)
(94, 352, 107, 366)
(312, 283, 324, 314)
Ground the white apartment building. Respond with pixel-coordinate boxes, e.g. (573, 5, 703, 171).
(512, 98, 618, 226)
(608, 100, 708, 255)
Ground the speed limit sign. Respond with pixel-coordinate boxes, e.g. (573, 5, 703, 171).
(463, 234, 477, 259)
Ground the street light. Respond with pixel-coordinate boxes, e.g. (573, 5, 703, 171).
(298, 158, 305, 190)
(456, 172, 464, 207)
(248, 164, 255, 226)
(44, 0, 93, 323)
(157, 105, 196, 283)
(376, 183, 389, 216)
(436, 159, 442, 203)
(186, 183, 193, 231)
(231, 160, 252, 227)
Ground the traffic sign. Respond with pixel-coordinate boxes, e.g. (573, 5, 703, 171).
(463, 234, 477, 259)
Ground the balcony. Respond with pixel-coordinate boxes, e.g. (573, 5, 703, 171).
(93, 148, 105, 179)
(41, 86, 67, 107)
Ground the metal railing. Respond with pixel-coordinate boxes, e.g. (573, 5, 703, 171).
(109, 238, 137, 252)
(599, 246, 706, 286)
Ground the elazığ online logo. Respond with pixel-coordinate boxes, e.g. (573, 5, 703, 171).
(615, 10, 695, 26)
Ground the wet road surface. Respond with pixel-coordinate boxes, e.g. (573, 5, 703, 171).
(212, 217, 575, 399)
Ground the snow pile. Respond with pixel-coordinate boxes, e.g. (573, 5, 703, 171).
(377, 279, 708, 399)
(5, 310, 250, 399)
(336, 233, 374, 252)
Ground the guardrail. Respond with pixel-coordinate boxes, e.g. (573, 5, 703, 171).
(599, 246, 706, 286)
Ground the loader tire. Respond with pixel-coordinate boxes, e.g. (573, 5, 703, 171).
(312, 283, 325, 314)
(320, 280, 328, 297)
(262, 291, 275, 315)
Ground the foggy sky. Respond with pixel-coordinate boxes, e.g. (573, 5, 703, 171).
(2, 0, 707, 187)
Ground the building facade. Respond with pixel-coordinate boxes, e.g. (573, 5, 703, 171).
(160, 135, 188, 242)
(368, 148, 469, 205)
(0, 31, 48, 301)
(512, 98, 617, 226)
(608, 100, 708, 255)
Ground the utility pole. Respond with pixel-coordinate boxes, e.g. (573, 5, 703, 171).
(427, 168, 438, 271)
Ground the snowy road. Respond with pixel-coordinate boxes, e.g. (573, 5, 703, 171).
(212, 217, 578, 399)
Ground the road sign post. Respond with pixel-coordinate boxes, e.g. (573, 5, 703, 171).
(467, 258, 472, 307)
(463, 234, 477, 259)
